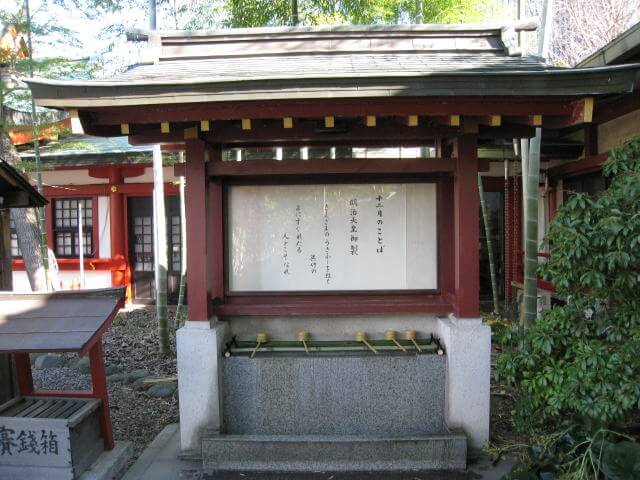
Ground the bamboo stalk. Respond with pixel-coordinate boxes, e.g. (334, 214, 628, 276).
(478, 174, 500, 314)
(174, 160, 187, 329)
(522, 0, 552, 328)
(523, 130, 541, 328)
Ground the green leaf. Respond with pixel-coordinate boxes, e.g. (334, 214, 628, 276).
(602, 441, 640, 480)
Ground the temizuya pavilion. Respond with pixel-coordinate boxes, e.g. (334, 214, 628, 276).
(27, 23, 640, 473)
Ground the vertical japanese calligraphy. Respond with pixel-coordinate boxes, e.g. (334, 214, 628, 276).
(375, 194, 385, 254)
(295, 204, 303, 254)
(349, 198, 359, 256)
(324, 203, 331, 284)
(282, 233, 290, 275)
(228, 183, 437, 291)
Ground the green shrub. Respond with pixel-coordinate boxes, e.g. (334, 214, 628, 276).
(496, 138, 640, 432)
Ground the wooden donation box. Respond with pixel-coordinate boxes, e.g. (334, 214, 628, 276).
(0, 288, 125, 480)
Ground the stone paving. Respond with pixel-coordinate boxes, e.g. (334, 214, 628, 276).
(123, 424, 515, 480)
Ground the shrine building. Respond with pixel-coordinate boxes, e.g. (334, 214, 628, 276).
(26, 23, 640, 472)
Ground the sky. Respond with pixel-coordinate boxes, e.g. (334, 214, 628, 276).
(28, 1, 149, 75)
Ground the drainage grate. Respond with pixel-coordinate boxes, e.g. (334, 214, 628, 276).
(0, 397, 87, 420)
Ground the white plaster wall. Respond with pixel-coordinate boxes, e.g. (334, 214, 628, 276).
(98, 195, 111, 259)
(42, 170, 107, 186)
(11, 270, 111, 292)
(224, 313, 439, 342)
(123, 166, 177, 183)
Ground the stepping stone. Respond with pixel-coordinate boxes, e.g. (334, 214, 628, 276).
(34, 354, 64, 369)
(72, 356, 91, 373)
(125, 369, 149, 384)
(147, 382, 177, 398)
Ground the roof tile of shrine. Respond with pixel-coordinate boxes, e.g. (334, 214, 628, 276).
(27, 23, 640, 108)
(19, 134, 158, 167)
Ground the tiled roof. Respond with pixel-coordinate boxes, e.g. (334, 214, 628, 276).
(19, 135, 153, 167)
(27, 23, 640, 107)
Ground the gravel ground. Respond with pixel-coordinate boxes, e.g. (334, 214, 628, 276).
(31, 308, 522, 475)
(32, 305, 179, 467)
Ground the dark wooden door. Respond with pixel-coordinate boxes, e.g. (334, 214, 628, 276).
(128, 196, 182, 304)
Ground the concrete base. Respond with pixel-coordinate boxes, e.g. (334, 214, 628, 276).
(78, 442, 132, 480)
(437, 316, 491, 449)
(202, 433, 467, 473)
(176, 319, 227, 454)
(222, 354, 446, 436)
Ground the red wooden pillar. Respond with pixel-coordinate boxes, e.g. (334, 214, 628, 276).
(89, 342, 114, 450)
(14, 353, 33, 395)
(439, 174, 455, 303)
(453, 134, 480, 318)
(108, 168, 126, 290)
(185, 139, 212, 321)
(208, 145, 225, 302)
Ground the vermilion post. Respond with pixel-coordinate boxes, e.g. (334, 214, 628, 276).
(185, 139, 211, 321)
(89, 342, 114, 450)
(14, 353, 34, 395)
(439, 174, 455, 303)
(108, 167, 126, 290)
(453, 134, 480, 318)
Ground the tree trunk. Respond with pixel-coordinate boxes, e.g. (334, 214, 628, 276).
(152, 145, 170, 354)
(174, 173, 187, 329)
(415, 0, 423, 23)
(0, 131, 47, 291)
(291, 0, 299, 25)
(478, 173, 500, 314)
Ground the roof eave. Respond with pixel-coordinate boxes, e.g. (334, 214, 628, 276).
(0, 161, 47, 208)
(27, 66, 640, 109)
(579, 21, 640, 67)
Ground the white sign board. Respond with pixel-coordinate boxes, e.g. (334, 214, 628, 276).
(228, 183, 437, 291)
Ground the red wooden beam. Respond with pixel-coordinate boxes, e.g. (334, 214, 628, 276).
(161, 143, 186, 152)
(128, 119, 458, 146)
(543, 98, 594, 129)
(88, 165, 146, 179)
(43, 183, 178, 197)
(207, 157, 456, 177)
(12, 258, 127, 272)
(214, 296, 453, 316)
(476, 115, 501, 127)
(127, 118, 540, 146)
(505, 115, 543, 127)
(87, 97, 576, 126)
(594, 90, 640, 124)
(545, 154, 607, 178)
